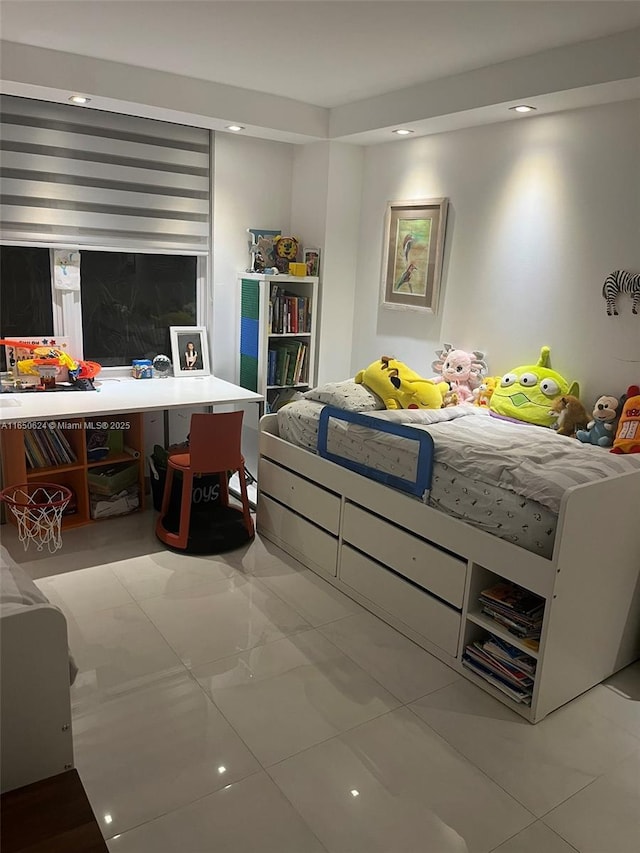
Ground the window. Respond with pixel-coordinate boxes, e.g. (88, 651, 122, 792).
(0, 247, 201, 369)
(1, 97, 210, 369)
(80, 252, 197, 366)
(0, 246, 53, 370)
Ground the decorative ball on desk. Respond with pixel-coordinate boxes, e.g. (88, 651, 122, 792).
(153, 354, 172, 378)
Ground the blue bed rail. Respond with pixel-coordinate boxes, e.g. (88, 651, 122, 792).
(317, 406, 434, 499)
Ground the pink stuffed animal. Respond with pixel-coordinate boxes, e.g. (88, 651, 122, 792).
(432, 343, 488, 403)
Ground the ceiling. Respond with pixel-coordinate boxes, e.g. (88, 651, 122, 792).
(1, 1, 639, 142)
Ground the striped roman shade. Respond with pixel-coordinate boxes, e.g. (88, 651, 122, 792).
(0, 96, 210, 254)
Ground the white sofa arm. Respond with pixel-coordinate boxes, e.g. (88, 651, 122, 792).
(1, 547, 74, 793)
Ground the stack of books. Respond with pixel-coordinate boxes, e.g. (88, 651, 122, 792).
(268, 285, 310, 334)
(463, 633, 537, 705)
(479, 581, 544, 646)
(24, 427, 77, 469)
(267, 340, 308, 387)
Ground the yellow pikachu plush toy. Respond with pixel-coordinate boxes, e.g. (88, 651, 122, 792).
(355, 356, 448, 410)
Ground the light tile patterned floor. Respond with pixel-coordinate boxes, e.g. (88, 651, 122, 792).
(5, 512, 639, 852)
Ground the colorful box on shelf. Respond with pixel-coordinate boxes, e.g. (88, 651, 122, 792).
(288, 262, 307, 276)
(131, 359, 153, 379)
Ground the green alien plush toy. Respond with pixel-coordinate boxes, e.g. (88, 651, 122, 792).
(490, 346, 579, 428)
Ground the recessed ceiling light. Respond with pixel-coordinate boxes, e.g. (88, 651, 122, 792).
(69, 95, 91, 105)
(226, 125, 245, 132)
(509, 105, 536, 113)
(393, 129, 414, 135)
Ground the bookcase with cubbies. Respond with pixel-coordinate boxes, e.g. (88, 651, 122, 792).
(238, 273, 318, 414)
(0, 413, 145, 529)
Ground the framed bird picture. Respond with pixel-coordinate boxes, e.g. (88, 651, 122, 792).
(380, 197, 448, 313)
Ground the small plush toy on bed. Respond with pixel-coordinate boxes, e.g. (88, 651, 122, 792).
(610, 385, 640, 454)
(576, 395, 620, 447)
(432, 344, 488, 402)
(490, 346, 579, 428)
(549, 395, 590, 437)
(355, 356, 448, 410)
(472, 376, 498, 408)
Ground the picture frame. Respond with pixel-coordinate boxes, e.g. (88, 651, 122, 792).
(303, 247, 321, 278)
(247, 227, 280, 272)
(380, 197, 448, 313)
(169, 326, 210, 377)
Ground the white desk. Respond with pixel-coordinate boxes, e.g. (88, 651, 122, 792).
(0, 376, 262, 425)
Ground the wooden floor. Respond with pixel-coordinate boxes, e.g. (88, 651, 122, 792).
(0, 769, 108, 853)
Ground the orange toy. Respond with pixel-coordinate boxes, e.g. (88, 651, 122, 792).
(0, 339, 101, 383)
(611, 385, 640, 454)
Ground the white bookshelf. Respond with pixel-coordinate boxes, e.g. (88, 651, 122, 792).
(238, 273, 319, 414)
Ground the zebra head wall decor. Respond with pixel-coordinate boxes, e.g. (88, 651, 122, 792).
(602, 270, 640, 316)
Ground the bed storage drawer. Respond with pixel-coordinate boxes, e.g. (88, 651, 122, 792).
(340, 545, 460, 656)
(260, 459, 340, 534)
(342, 503, 466, 608)
(258, 495, 338, 577)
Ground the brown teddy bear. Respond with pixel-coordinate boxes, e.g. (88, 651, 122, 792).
(549, 394, 589, 437)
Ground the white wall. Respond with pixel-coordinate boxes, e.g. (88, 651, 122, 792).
(291, 142, 330, 251)
(212, 132, 294, 380)
(352, 100, 640, 406)
(292, 142, 364, 383)
(319, 143, 365, 383)
(212, 132, 294, 430)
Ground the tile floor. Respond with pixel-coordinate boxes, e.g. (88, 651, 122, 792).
(4, 512, 640, 852)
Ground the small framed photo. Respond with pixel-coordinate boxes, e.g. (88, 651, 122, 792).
(303, 247, 321, 277)
(380, 197, 448, 313)
(169, 326, 210, 377)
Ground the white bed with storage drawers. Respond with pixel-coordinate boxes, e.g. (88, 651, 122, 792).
(256, 410, 640, 723)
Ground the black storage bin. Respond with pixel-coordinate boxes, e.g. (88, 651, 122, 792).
(149, 445, 251, 554)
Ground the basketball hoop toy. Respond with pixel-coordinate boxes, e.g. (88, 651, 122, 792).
(0, 483, 71, 552)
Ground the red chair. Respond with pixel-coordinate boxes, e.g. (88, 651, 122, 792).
(155, 411, 254, 550)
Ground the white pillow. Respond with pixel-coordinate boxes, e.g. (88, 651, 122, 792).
(303, 379, 385, 412)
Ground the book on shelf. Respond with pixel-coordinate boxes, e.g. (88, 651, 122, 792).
(23, 431, 39, 468)
(482, 634, 537, 675)
(46, 428, 66, 464)
(267, 348, 277, 386)
(268, 289, 310, 334)
(56, 428, 76, 463)
(293, 342, 307, 384)
(480, 605, 542, 639)
(462, 654, 533, 705)
(466, 643, 534, 686)
(479, 581, 544, 640)
(24, 427, 77, 468)
(479, 582, 544, 618)
(462, 632, 538, 706)
(39, 428, 60, 466)
(269, 340, 307, 386)
(30, 429, 50, 467)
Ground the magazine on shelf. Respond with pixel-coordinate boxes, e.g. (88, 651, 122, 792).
(481, 605, 542, 639)
(462, 654, 533, 704)
(465, 644, 534, 688)
(482, 635, 537, 675)
(479, 582, 544, 618)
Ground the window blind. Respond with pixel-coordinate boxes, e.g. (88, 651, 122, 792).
(0, 96, 211, 254)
